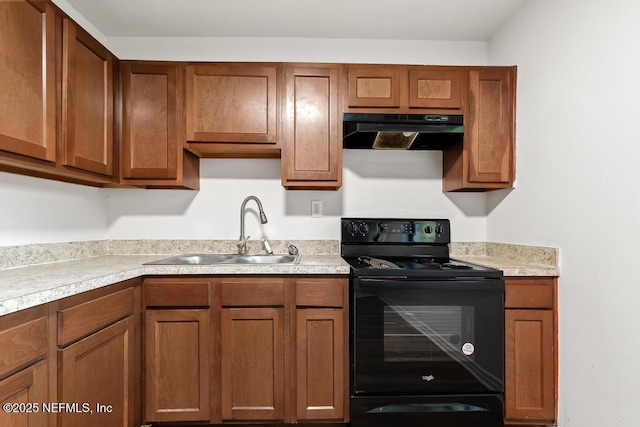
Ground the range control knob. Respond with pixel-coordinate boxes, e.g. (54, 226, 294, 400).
(347, 222, 359, 234)
(435, 224, 444, 234)
(424, 225, 433, 234)
(358, 223, 370, 235)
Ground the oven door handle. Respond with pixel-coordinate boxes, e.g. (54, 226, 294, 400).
(366, 402, 490, 414)
(356, 277, 504, 292)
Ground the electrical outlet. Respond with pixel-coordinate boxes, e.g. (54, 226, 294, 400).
(311, 200, 323, 218)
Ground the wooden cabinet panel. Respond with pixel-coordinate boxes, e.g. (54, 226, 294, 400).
(58, 317, 134, 427)
(505, 277, 555, 309)
(296, 278, 345, 308)
(58, 287, 134, 346)
(144, 278, 210, 307)
(221, 278, 285, 307)
(121, 61, 198, 188)
(443, 66, 516, 191)
(409, 67, 463, 110)
(296, 309, 344, 421)
(62, 19, 115, 177)
(0, 361, 48, 427)
(347, 65, 401, 108)
(221, 307, 284, 421)
(145, 309, 210, 422)
(0, 305, 48, 427)
(186, 63, 278, 147)
(282, 64, 341, 189)
(0, 0, 56, 162)
(467, 67, 514, 184)
(0, 317, 47, 378)
(505, 309, 555, 424)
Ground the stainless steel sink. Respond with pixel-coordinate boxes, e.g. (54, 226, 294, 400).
(145, 253, 300, 265)
(232, 254, 299, 264)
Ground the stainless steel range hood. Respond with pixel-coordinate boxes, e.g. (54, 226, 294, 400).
(343, 113, 464, 150)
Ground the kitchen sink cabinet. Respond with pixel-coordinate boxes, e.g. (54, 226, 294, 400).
(443, 66, 516, 191)
(55, 279, 141, 427)
(120, 61, 200, 189)
(344, 64, 463, 113)
(281, 63, 342, 190)
(504, 277, 557, 426)
(143, 278, 212, 423)
(185, 63, 280, 157)
(140, 275, 349, 425)
(61, 18, 117, 179)
(219, 278, 286, 421)
(0, 305, 49, 427)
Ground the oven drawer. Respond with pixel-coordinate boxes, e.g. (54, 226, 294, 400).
(351, 394, 504, 427)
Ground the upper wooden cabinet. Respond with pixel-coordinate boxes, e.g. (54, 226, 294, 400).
(185, 63, 280, 157)
(120, 61, 199, 189)
(281, 63, 342, 190)
(61, 19, 116, 178)
(345, 64, 463, 113)
(0, 0, 56, 163)
(443, 66, 516, 191)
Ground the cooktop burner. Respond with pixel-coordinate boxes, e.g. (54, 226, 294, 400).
(357, 256, 401, 269)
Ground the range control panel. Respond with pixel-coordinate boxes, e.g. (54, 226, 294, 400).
(341, 218, 450, 244)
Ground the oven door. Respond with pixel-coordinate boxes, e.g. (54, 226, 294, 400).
(352, 277, 504, 396)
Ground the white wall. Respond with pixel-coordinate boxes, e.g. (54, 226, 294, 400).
(0, 173, 108, 246)
(487, 1, 640, 425)
(106, 151, 488, 242)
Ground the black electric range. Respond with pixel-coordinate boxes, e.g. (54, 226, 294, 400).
(341, 218, 505, 427)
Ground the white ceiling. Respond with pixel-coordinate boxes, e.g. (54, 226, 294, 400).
(58, 0, 524, 41)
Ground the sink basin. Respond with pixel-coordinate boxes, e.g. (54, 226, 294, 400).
(145, 253, 300, 265)
(232, 254, 299, 264)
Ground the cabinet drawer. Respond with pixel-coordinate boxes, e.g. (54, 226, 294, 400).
(296, 278, 346, 308)
(0, 314, 48, 378)
(58, 287, 134, 346)
(144, 279, 210, 307)
(505, 278, 555, 309)
(221, 278, 285, 307)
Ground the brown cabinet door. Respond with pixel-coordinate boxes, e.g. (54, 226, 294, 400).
(0, 0, 56, 162)
(505, 309, 555, 424)
(408, 67, 463, 110)
(347, 65, 401, 108)
(221, 307, 284, 421)
(466, 67, 514, 184)
(185, 63, 278, 144)
(58, 317, 134, 427)
(281, 64, 341, 189)
(144, 309, 210, 422)
(0, 362, 48, 427)
(62, 19, 115, 177)
(296, 308, 345, 421)
(121, 62, 182, 181)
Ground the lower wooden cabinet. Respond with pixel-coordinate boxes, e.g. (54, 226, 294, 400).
(143, 278, 212, 423)
(0, 305, 49, 427)
(221, 307, 285, 421)
(504, 277, 557, 426)
(55, 281, 140, 427)
(141, 275, 349, 425)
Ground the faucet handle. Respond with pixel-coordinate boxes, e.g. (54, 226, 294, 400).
(237, 235, 250, 254)
(262, 238, 273, 255)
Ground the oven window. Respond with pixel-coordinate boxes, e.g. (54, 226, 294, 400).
(384, 305, 474, 363)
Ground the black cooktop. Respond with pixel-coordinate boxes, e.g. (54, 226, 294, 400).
(340, 218, 503, 279)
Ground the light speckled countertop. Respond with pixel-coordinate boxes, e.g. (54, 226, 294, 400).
(0, 240, 559, 316)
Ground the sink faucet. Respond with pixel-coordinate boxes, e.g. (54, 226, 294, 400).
(238, 195, 269, 254)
